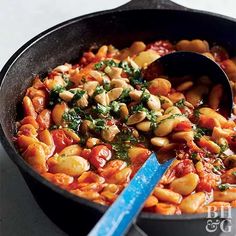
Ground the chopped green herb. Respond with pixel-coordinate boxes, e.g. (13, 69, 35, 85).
(219, 143, 228, 153)
(94, 60, 118, 70)
(66, 80, 74, 89)
(91, 118, 106, 132)
(49, 125, 60, 130)
(112, 142, 130, 163)
(106, 60, 118, 67)
(63, 74, 75, 88)
(111, 129, 146, 164)
(155, 114, 183, 129)
(213, 161, 226, 174)
(131, 103, 148, 113)
(118, 88, 132, 103)
(110, 101, 120, 113)
(62, 109, 81, 131)
(93, 104, 110, 115)
(115, 129, 139, 143)
(190, 152, 201, 164)
(146, 110, 157, 122)
(94, 61, 104, 70)
(118, 61, 133, 74)
(232, 171, 236, 177)
(48, 85, 65, 107)
(218, 183, 230, 191)
(130, 75, 147, 88)
(62, 73, 69, 82)
(175, 99, 185, 108)
(93, 86, 105, 97)
(194, 127, 211, 141)
(132, 105, 157, 122)
(118, 62, 144, 89)
(111, 130, 138, 163)
(159, 97, 166, 105)
(70, 90, 86, 105)
(74, 107, 87, 117)
(103, 82, 111, 91)
(194, 109, 201, 119)
(141, 91, 151, 103)
(213, 165, 222, 173)
(53, 85, 65, 93)
(84, 114, 93, 121)
(191, 152, 198, 159)
(69, 89, 76, 94)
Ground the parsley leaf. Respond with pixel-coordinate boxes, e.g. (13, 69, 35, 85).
(110, 101, 120, 113)
(91, 118, 106, 132)
(130, 77, 147, 89)
(213, 165, 224, 173)
(194, 109, 201, 119)
(191, 152, 198, 159)
(146, 110, 157, 122)
(105, 60, 118, 67)
(118, 89, 131, 103)
(175, 99, 185, 108)
(93, 86, 105, 97)
(48, 85, 65, 107)
(111, 130, 140, 164)
(112, 143, 130, 163)
(92, 104, 110, 115)
(119, 61, 133, 75)
(103, 82, 111, 91)
(94, 60, 118, 70)
(190, 152, 200, 163)
(66, 80, 74, 89)
(94, 61, 104, 70)
(141, 91, 151, 103)
(155, 114, 183, 129)
(70, 90, 86, 105)
(131, 103, 148, 113)
(74, 107, 87, 117)
(218, 183, 230, 191)
(49, 125, 60, 130)
(219, 143, 228, 153)
(194, 127, 211, 141)
(62, 109, 81, 132)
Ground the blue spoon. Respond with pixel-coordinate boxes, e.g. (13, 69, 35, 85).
(88, 153, 174, 236)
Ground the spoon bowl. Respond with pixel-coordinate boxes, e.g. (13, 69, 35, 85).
(144, 51, 233, 116)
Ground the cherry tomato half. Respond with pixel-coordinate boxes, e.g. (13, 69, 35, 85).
(51, 129, 73, 153)
(146, 40, 174, 56)
(89, 145, 112, 169)
(80, 149, 92, 159)
(197, 180, 212, 192)
(174, 121, 192, 132)
(174, 159, 196, 178)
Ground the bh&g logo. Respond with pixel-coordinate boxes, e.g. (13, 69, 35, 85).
(206, 206, 232, 233)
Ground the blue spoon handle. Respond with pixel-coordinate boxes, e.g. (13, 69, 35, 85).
(88, 153, 174, 236)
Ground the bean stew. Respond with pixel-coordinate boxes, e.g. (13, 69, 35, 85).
(16, 39, 236, 215)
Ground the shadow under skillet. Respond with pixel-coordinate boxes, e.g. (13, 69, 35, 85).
(0, 143, 66, 236)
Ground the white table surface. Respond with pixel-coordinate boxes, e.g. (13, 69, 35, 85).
(0, 0, 236, 235)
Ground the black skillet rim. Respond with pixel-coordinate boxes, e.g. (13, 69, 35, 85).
(0, 8, 236, 222)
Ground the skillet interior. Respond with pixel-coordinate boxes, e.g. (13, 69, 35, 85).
(0, 9, 236, 236)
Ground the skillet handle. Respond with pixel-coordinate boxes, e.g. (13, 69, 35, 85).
(117, 0, 188, 10)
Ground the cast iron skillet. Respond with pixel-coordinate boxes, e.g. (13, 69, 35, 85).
(0, 0, 236, 235)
